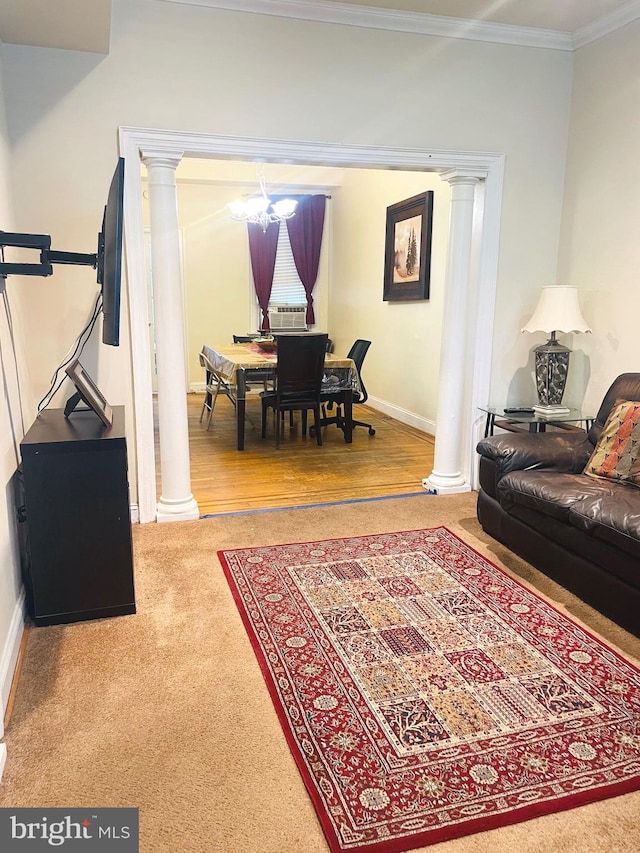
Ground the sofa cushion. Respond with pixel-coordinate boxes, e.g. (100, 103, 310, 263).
(497, 469, 640, 562)
(497, 471, 615, 523)
(584, 399, 640, 487)
(476, 431, 593, 485)
(569, 491, 640, 560)
(477, 490, 640, 625)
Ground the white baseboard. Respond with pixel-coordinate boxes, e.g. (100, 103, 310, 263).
(0, 743, 6, 783)
(366, 396, 436, 436)
(0, 588, 26, 740)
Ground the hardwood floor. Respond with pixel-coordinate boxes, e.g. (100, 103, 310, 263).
(156, 392, 435, 515)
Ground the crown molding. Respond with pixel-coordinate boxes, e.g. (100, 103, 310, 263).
(572, 0, 640, 49)
(158, 0, 574, 50)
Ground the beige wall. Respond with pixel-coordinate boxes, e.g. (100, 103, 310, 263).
(0, 51, 27, 724)
(164, 180, 253, 383)
(1, 0, 573, 436)
(557, 19, 640, 413)
(330, 169, 449, 429)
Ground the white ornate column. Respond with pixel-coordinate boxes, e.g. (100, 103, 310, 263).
(142, 151, 199, 522)
(424, 170, 484, 494)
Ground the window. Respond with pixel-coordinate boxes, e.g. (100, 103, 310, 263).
(269, 225, 306, 307)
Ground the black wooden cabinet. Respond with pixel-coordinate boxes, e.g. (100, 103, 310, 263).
(20, 406, 136, 626)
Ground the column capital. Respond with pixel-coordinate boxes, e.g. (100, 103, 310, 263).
(140, 150, 184, 170)
(440, 168, 486, 186)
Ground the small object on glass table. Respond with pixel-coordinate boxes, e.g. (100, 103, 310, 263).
(504, 407, 535, 415)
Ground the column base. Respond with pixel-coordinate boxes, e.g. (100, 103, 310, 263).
(156, 494, 200, 523)
(422, 473, 471, 495)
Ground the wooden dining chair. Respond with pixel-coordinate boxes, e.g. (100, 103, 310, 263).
(260, 334, 328, 448)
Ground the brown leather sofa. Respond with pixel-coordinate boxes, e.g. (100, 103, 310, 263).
(476, 373, 640, 637)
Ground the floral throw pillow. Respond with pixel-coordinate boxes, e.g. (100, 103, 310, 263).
(584, 399, 640, 487)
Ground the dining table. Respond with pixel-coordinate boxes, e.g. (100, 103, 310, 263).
(201, 342, 361, 450)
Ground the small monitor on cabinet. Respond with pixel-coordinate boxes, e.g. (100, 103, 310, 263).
(64, 359, 113, 428)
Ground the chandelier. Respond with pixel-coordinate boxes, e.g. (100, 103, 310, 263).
(228, 170, 297, 232)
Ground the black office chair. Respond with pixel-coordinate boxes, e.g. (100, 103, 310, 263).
(317, 339, 375, 437)
(260, 334, 328, 448)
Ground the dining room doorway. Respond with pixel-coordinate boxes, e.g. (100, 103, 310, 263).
(120, 127, 504, 522)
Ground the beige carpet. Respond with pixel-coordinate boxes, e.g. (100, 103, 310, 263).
(1, 493, 639, 853)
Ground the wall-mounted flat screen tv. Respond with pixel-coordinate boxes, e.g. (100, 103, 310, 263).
(0, 156, 125, 347)
(96, 157, 125, 346)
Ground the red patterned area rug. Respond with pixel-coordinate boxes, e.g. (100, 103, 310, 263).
(218, 528, 640, 853)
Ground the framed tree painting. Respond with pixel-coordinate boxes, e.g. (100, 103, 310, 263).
(383, 191, 433, 301)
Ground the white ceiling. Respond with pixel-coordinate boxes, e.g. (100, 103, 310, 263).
(0, 0, 112, 53)
(0, 0, 636, 53)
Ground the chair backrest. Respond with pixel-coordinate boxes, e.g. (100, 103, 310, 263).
(346, 339, 371, 404)
(199, 350, 213, 373)
(199, 350, 230, 391)
(199, 350, 216, 390)
(587, 373, 640, 447)
(275, 334, 328, 400)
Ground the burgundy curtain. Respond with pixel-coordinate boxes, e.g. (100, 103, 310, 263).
(248, 221, 280, 331)
(286, 195, 326, 325)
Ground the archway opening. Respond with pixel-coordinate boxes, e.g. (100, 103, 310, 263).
(120, 129, 503, 522)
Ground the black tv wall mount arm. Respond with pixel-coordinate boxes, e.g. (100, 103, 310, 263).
(0, 231, 97, 278)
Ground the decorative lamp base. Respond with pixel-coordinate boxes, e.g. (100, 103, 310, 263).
(534, 337, 571, 408)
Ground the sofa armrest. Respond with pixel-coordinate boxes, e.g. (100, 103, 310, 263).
(476, 431, 593, 482)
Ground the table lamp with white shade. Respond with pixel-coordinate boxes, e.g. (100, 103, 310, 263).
(521, 285, 591, 415)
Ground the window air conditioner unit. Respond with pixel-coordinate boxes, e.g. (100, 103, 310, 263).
(267, 304, 307, 331)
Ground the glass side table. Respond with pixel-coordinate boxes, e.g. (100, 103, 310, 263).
(479, 406, 596, 438)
